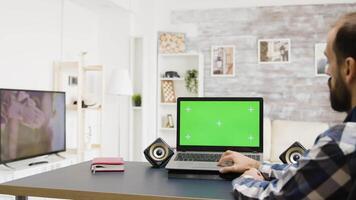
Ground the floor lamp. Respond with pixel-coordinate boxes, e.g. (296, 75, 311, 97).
(108, 68, 133, 157)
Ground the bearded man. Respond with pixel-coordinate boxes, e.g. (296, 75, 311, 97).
(219, 12, 356, 199)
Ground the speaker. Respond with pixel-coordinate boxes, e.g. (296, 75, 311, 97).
(279, 141, 306, 164)
(144, 137, 174, 168)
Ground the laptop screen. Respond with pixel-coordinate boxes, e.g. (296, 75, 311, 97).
(177, 97, 263, 152)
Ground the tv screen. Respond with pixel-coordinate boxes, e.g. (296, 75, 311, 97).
(0, 89, 65, 163)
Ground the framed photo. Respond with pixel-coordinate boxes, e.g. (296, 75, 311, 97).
(211, 45, 235, 77)
(67, 76, 78, 86)
(315, 43, 328, 76)
(258, 39, 290, 64)
(158, 32, 185, 54)
(165, 114, 175, 128)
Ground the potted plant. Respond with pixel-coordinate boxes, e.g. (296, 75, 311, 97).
(185, 69, 198, 94)
(132, 94, 142, 107)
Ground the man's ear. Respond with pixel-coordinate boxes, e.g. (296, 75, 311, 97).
(344, 57, 356, 84)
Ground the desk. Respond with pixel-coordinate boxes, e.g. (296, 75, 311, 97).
(0, 161, 235, 200)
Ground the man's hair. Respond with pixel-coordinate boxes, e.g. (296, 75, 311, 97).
(333, 12, 356, 65)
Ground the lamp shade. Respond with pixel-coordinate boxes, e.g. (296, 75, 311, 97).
(108, 68, 133, 96)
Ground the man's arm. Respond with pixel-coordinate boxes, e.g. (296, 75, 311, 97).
(218, 151, 289, 180)
(218, 150, 261, 173)
(232, 134, 350, 199)
(258, 161, 289, 180)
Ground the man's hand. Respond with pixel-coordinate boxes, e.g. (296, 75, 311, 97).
(218, 150, 261, 173)
(242, 168, 265, 181)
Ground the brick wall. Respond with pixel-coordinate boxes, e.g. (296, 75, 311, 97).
(170, 4, 356, 123)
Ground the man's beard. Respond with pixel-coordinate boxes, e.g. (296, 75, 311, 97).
(328, 75, 351, 112)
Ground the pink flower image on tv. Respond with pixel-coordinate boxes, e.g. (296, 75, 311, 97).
(0, 90, 65, 162)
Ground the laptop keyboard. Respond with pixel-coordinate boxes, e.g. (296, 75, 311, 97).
(175, 152, 261, 162)
(247, 154, 261, 161)
(175, 153, 222, 162)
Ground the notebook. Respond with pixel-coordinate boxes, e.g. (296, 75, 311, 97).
(91, 157, 124, 173)
(165, 97, 263, 171)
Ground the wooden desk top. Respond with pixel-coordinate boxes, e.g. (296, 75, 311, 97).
(0, 161, 235, 200)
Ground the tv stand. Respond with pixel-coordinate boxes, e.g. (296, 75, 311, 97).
(3, 163, 15, 170)
(54, 153, 66, 159)
(0, 152, 77, 187)
(28, 161, 49, 166)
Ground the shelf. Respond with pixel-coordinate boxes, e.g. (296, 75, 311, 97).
(66, 105, 102, 110)
(157, 52, 203, 151)
(132, 106, 142, 110)
(83, 65, 103, 71)
(160, 78, 184, 81)
(84, 106, 102, 110)
(160, 128, 176, 131)
(160, 102, 176, 106)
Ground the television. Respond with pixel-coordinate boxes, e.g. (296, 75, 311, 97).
(0, 88, 66, 164)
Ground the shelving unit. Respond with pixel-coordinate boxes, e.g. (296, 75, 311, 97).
(53, 58, 105, 161)
(156, 53, 204, 147)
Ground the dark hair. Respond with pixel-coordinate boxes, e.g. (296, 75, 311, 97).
(333, 13, 356, 65)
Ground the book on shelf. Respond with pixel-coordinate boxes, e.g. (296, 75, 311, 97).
(91, 157, 124, 173)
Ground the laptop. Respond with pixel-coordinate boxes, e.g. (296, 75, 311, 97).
(165, 97, 263, 171)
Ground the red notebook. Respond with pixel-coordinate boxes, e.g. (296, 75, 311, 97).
(91, 157, 125, 173)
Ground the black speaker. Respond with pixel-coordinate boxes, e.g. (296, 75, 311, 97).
(144, 137, 174, 168)
(279, 141, 306, 164)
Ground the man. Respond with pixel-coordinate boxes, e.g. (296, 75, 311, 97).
(219, 12, 356, 199)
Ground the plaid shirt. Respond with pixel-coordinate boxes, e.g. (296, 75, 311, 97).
(232, 109, 356, 199)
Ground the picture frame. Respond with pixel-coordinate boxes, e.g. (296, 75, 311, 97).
(68, 76, 78, 86)
(315, 43, 328, 76)
(258, 39, 291, 64)
(165, 114, 175, 128)
(158, 32, 185, 54)
(211, 45, 235, 77)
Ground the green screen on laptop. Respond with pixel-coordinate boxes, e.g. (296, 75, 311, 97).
(179, 100, 260, 147)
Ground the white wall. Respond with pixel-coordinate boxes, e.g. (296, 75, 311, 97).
(61, 0, 101, 149)
(0, 0, 61, 90)
(131, 0, 157, 159)
(62, 0, 99, 63)
(0, 0, 132, 159)
(63, 1, 132, 157)
(97, 7, 131, 157)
